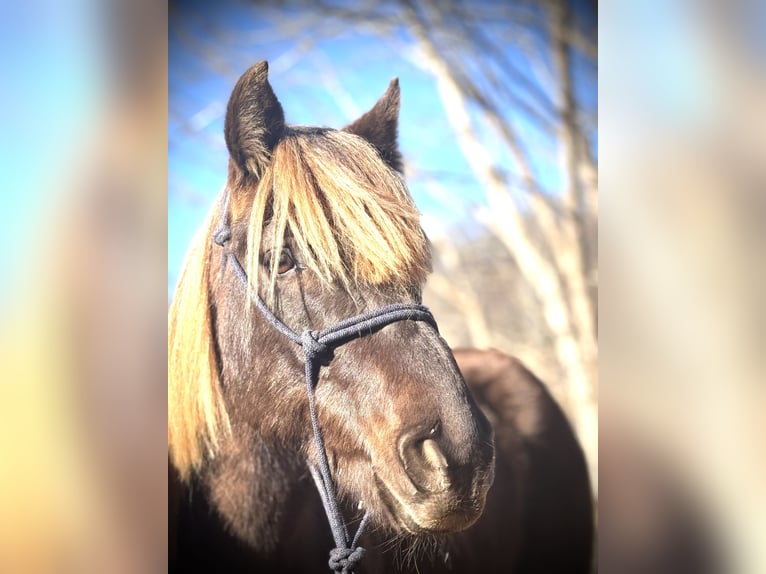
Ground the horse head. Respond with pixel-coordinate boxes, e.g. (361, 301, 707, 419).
(169, 61, 494, 540)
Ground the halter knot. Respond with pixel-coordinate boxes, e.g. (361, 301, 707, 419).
(301, 330, 333, 364)
(213, 226, 231, 246)
(328, 546, 366, 573)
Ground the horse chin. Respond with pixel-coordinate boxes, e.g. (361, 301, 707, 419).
(372, 473, 485, 536)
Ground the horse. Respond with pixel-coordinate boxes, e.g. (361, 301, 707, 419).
(168, 61, 593, 573)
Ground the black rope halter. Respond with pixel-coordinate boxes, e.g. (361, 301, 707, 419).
(212, 191, 438, 573)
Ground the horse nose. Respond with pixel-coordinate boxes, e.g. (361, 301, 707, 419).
(397, 423, 452, 493)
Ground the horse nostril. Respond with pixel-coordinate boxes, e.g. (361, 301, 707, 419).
(422, 438, 449, 471)
(398, 425, 451, 493)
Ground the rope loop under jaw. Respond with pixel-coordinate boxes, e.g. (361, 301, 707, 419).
(329, 546, 366, 573)
(212, 191, 439, 573)
(213, 227, 231, 247)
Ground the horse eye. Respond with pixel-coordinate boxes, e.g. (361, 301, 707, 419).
(276, 249, 295, 275)
(262, 248, 296, 275)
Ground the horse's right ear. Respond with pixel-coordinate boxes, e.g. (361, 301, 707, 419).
(224, 61, 285, 181)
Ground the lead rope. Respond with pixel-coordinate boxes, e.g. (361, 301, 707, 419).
(212, 192, 437, 573)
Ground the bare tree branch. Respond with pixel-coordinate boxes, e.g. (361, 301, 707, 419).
(400, 0, 598, 489)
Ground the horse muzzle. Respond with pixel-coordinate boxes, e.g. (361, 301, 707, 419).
(374, 422, 495, 534)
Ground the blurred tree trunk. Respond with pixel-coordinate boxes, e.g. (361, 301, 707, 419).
(399, 0, 598, 492)
(546, 0, 598, 488)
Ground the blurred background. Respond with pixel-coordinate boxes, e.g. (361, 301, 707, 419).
(0, 0, 167, 572)
(600, 1, 766, 571)
(169, 0, 599, 493)
(2, 0, 766, 572)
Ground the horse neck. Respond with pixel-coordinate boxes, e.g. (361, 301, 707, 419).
(202, 429, 313, 552)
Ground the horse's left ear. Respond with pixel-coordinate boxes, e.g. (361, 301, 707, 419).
(343, 78, 403, 173)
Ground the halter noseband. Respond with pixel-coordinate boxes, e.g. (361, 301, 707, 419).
(212, 192, 438, 574)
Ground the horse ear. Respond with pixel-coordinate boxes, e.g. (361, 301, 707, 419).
(343, 78, 403, 173)
(224, 61, 285, 181)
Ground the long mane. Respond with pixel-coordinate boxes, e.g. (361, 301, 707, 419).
(168, 207, 231, 480)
